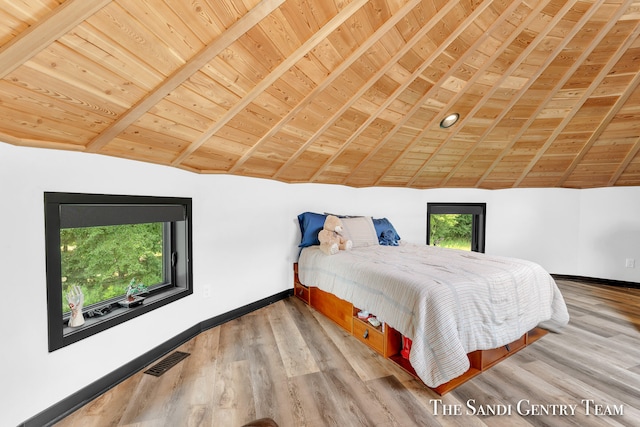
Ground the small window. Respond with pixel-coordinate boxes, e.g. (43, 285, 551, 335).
(427, 203, 486, 253)
(45, 192, 193, 351)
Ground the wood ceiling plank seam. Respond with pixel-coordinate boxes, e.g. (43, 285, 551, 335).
(115, 124, 192, 149)
(514, 8, 640, 187)
(101, 138, 187, 165)
(0, 115, 89, 145)
(443, 0, 623, 187)
(345, 0, 533, 185)
(23, 41, 141, 110)
(163, 86, 231, 125)
(475, 0, 620, 187)
(161, 1, 228, 45)
(0, 68, 117, 127)
(0, 100, 100, 144)
(238, 13, 312, 80)
(86, 4, 188, 80)
(5, 64, 126, 126)
(215, 39, 275, 90)
(608, 134, 640, 185)
(277, 0, 322, 43)
(0, 0, 112, 79)
(305, 0, 498, 183)
(191, 0, 253, 29)
(405, 0, 593, 188)
(85, 0, 286, 154)
(0, 1, 60, 45)
(0, 0, 61, 22)
(226, 0, 428, 174)
(396, 0, 576, 186)
(195, 56, 258, 99)
(557, 28, 640, 186)
(620, 1, 640, 21)
(150, 103, 214, 135)
(257, 8, 305, 57)
(120, 0, 205, 61)
(169, 0, 368, 167)
(61, 21, 165, 92)
(268, 0, 462, 180)
(0, 130, 86, 151)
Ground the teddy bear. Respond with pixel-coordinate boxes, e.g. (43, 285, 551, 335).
(318, 215, 353, 255)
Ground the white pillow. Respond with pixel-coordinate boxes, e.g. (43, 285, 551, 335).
(340, 216, 379, 248)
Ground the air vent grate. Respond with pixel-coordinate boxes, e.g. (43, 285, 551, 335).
(144, 351, 190, 377)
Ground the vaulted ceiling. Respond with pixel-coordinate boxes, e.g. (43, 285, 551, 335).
(1, 0, 639, 188)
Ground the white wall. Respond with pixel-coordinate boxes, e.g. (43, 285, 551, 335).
(578, 187, 640, 282)
(1, 142, 639, 426)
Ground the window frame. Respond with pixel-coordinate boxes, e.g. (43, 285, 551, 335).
(426, 202, 486, 253)
(45, 192, 193, 352)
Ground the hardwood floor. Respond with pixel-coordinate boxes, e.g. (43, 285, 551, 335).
(55, 279, 640, 427)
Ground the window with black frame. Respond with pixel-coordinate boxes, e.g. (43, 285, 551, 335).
(44, 192, 193, 351)
(427, 202, 486, 253)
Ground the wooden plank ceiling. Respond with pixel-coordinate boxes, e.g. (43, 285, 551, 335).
(1, 0, 639, 189)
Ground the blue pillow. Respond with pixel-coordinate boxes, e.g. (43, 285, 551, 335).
(379, 229, 399, 246)
(297, 212, 327, 247)
(372, 218, 401, 245)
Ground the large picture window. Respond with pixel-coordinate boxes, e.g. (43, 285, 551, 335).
(45, 192, 193, 351)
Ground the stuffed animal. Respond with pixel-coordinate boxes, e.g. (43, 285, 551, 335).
(318, 215, 353, 255)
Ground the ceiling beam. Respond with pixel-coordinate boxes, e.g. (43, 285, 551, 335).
(0, 0, 112, 80)
(86, 0, 286, 153)
(0, 131, 85, 151)
(169, 0, 369, 167)
(609, 134, 640, 186)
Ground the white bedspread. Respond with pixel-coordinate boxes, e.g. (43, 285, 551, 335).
(298, 243, 569, 387)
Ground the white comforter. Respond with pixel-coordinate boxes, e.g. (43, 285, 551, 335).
(298, 243, 569, 387)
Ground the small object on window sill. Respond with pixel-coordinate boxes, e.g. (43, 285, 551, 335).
(66, 285, 85, 327)
(118, 296, 145, 308)
(86, 305, 112, 318)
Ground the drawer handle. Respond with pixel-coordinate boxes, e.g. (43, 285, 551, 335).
(363, 329, 369, 339)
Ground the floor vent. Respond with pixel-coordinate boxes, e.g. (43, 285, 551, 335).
(144, 351, 190, 377)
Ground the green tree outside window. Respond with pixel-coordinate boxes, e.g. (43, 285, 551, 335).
(60, 223, 163, 313)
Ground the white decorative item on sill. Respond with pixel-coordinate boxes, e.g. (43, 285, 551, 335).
(66, 285, 85, 327)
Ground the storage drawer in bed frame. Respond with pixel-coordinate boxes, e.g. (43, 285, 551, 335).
(293, 264, 310, 304)
(292, 263, 546, 395)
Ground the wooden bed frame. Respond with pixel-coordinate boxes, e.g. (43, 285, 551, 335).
(293, 263, 547, 395)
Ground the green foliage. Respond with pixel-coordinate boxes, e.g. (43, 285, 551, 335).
(430, 214, 472, 250)
(61, 223, 163, 312)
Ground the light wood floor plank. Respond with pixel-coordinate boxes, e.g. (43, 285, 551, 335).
(212, 360, 256, 426)
(55, 279, 640, 426)
(268, 298, 320, 378)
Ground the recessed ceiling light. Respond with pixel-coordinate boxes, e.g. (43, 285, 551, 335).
(440, 113, 459, 128)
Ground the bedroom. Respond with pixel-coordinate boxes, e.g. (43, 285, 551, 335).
(1, 0, 640, 425)
(3, 143, 640, 426)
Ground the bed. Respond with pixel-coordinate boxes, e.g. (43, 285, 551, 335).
(294, 213, 570, 391)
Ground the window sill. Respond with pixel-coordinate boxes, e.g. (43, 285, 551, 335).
(59, 287, 188, 347)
